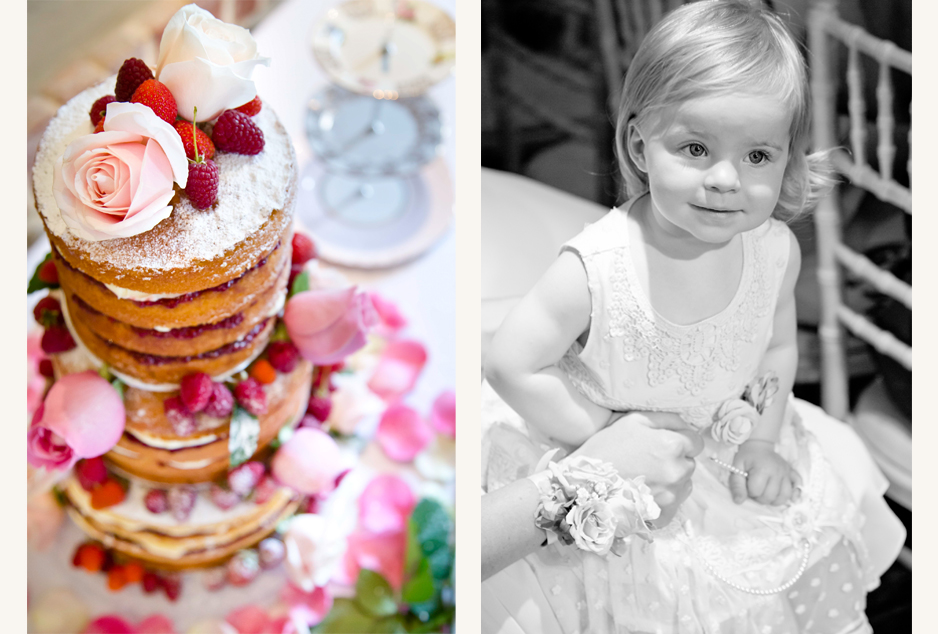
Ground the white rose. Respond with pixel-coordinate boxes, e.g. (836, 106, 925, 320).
(155, 4, 270, 120)
(283, 513, 349, 592)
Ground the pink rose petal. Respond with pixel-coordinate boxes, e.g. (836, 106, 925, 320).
(82, 615, 136, 634)
(367, 339, 427, 403)
(429, 390, 456, 437)
(284, 288, 378, 365)
(137, 614, 177, 634)
(376, 404, 431, 462)
(272, 428, 346, 496)
(344, 528, 407, 590)
(370, 292, 408, 336)
(27, 331, 48, 421)
(358, 474, 416, 535)
(281, 583, 333, 627)
(225, 605, 272, 634)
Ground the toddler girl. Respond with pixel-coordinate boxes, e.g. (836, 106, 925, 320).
(484, 1, 905, 632)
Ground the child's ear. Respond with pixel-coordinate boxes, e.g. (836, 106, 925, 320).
(626, 121, 647, 173)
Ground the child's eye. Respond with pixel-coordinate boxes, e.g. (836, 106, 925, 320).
(748, 150, 770, 164)
(683, 143, 706, 158)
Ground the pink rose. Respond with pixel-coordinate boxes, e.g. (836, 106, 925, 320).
(711, 399, 759, 445)
(28, 371, 125, 470)
(376, 404, 432, 462)
(358, 474, 416, 534)
(429, 390, 456, 437)
(367, 339, 427, 403)
(283, 287, 378, 365)
(156, 5, 270, 121)
(324, 377, 386, 436)
(282, 514, 349, 591)
(53, 102, 188, 241)
(272, 428, 346, 496)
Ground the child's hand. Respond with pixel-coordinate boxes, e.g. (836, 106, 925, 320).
(729, 440, 802, 506)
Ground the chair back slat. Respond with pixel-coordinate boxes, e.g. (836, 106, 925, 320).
(876, 55, 896, 180)
(838, 306, 912, 370)
(835, 244, 911, 310)
(847, 45, 866, 166)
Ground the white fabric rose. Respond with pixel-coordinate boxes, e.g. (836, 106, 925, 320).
(711, 398, 760, 445)
(155, 4, 270, 120)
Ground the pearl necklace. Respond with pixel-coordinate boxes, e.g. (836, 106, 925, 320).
(698, 538, 811, 595)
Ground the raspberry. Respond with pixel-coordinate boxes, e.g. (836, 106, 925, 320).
(89, 95, 116, 126)
(291, 232, 317, 265)
(162, 572, 182, 601)
(75, 457, 108, 492)
(107, 564, 128, 591)
(163, 396, 196, 436)
(144, 488, 168, 514)
(173, 119, 215, 160)
(73, 542, 106, 572)
(204, 382, 234, 418)
(186, 159, 219, 210)
(253, 475, 279, 505)
(258, 538, 285, 569)
(227, 550, 260, 586)
(267, 341, 299, 373)
(115, 58, 154, 102)
(90, 479, 126, 509)
(202, 566, 228, 591)
(179, 372, 214, 412)
(131, 79, 178, 125)
(228, 461, 265, 496)
(37, 259, 59, 284)
(167, 485, 197, 521)
(38, 359, 54, 378)
(123, 561, 145, 584)
(234, 95, 262, 117)
(210, 483, 241, 510)
(142, 571, 162, 594)
(41, 326, 76, 354)
(307, 396, 332, 422)
(234, 378, 267, 415)
(249, 359, 277, 385)
(212, 109, 264, 155)
(32, 296, 63, 327)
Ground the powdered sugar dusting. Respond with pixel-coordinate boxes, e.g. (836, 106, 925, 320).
(33, 77, 296, 273)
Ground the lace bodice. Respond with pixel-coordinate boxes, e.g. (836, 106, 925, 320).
(558, 197, 793, 429)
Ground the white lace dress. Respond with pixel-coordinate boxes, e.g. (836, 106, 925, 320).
(481, 200, 905, 634)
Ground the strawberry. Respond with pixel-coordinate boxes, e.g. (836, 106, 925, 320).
(32, 296, 63, 327)
(131, 79, 177, 125)
(115, 58, 154, 102)
(37, 259, 59, 284)
(173, 119, 215, 161)
(90, 479, 126, 509)
(234, 378, 267, 415)
(89, 95, 116, 126)
(212, 109, 264, 155)
(249, 359, 277, 385)
(73, 542, 106, 572)
(291, 232, 317, 265)
(93, 119, 105, 134)
(180, 372, 214, 412)
(107, 565, 128, 592)
(267, 341, 299, 373)
(41, 326, 76, 354)
(123, 561, 145, 584)
(183, 108, 219, 210)
(234, 96, 262, 117)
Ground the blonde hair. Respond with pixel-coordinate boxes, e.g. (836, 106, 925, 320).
(615, 0, 832, 221)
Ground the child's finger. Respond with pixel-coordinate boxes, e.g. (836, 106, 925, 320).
(756, 472, 781, 505)
(774, 475, 792, 506)
(790, 470, 804, 502)
(729, 472, 748, 504)
(747, 469, 769, 502)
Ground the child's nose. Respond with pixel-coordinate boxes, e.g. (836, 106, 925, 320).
(704, 161, 740, 193)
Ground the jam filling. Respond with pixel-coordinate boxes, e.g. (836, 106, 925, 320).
(72, 294, 246, 339)
(53, 240, 280, 309)
(121, 318, 271, 366)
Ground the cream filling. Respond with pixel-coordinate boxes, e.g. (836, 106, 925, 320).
(124, 428, 219, 450)
(103, 283, 185, 302)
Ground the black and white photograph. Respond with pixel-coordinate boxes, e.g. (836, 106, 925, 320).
(481, 0, 912, 632)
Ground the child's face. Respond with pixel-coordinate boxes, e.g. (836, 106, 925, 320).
(631, 93, 791, 245)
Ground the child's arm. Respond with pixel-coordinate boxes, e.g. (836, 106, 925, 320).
(484, 250, 613, 446)
(730, 230, 804, 505)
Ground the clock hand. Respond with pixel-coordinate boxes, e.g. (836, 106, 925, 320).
(328, 184, 375, 216)
(333, 99, 387, 154)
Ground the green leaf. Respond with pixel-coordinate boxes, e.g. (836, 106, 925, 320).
(290, 271, 310, 297)
(110, 377, 125, 400)
(427, 546, 453, 580)
(405, 516, 423, 576)
(408, 607, 456, 633)
(270, 320, 290, 342)
(314, 598, 377, 633)
(355, 568, 398, 618)
(228, 406, 260, 468)
(27, 253, 57, 294)
(402, 559, 435, 604)
(413, 498, 451, 556)
(371, 616, 408, 633)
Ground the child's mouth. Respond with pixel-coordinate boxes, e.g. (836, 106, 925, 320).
(692, 204, 740, 214)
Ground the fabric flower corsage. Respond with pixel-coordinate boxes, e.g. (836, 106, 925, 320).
(529, 453, 660, 557)
(710, 399, 759, 445)
(742, 371, 780, 414)
(53, 102, 188, 241)
(27, 371, 125, 471)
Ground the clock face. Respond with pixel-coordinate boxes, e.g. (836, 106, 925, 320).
(311, 0, 455, 97)
(307, 85, 442, 176)
(319, 172, 411, 227)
